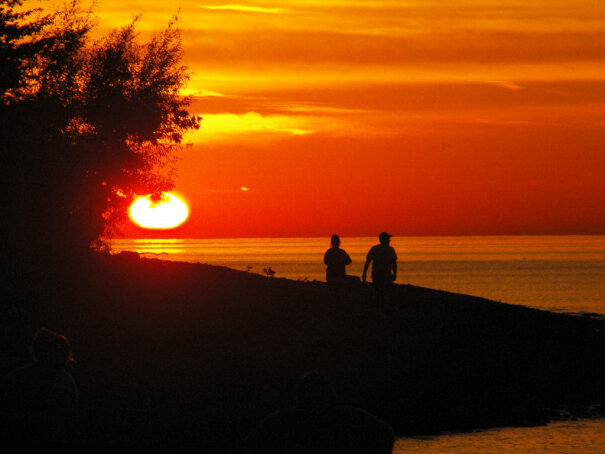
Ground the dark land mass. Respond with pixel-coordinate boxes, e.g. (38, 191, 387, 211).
(2, 253, 605, 452)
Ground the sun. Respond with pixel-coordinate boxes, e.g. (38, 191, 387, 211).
(129, 192, 189, 229)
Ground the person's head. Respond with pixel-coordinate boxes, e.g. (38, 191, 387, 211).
(330, 234, 340, 247)
(32, 328, 74, 369)
(296, 371, 336, 410)
(379, 232, 392, 245)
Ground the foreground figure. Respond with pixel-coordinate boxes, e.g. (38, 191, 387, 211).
(245, 371, 394, 454)
(0, 328, 79, 445)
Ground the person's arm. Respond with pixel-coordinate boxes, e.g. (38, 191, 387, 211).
(362, 254, 371, 282)
(345, 252, 352, 265)
(392, 261, 397, 282)
(65, 373, 80, 443)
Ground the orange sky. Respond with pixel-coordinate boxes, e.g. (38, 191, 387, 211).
(31, 0, 605, 237)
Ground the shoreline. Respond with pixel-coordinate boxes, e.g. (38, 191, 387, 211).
(108, 236, 605, 316)
(3, 253, 605, 451)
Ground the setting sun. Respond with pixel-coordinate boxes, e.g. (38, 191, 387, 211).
(129, 193, 189, 229)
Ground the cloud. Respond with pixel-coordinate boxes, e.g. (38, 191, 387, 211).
(182, 89, 230, 97)
(197, 4, 287, 14)
(183, 28, 605, 68)
(282, 105, 367, 114)
(189, 81, 605, 119)
(186, 112, 316, 141)
(488, 81, 526, 91)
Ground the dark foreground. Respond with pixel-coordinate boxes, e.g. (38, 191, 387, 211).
(2, 253, 605, 452)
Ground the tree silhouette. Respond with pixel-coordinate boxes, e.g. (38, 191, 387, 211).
(1, 0, 200, 258)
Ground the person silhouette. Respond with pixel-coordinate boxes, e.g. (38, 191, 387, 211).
(244, 371, 394, 454)
(323, 234, 352, 293)
(0, 327, 79, 445)
(363, 232, 397, 303)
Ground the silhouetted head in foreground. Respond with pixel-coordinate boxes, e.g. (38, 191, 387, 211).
(32, 327, 75, 370)
(245, 370, 394, 453)
(296, 371, 336, 410)
(379, 232, 392, 245)
(1, 328, 79, 444)
(331, 234, 341, 247)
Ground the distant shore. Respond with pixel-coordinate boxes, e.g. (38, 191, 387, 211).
(2, 252, 605, 452)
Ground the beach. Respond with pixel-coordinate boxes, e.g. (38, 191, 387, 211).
(2, 252, 604, 452)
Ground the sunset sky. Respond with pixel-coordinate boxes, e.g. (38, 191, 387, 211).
(33, 0, 605, 237)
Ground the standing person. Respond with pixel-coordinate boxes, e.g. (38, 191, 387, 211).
(323, 234, 352, 293)
(362, 232, 397, 303)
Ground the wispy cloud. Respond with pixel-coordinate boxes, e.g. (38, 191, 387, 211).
(181, 88, 231, 98)
(198, 4, 287, 14)
(186, 112, 316, 142)
(488, 81, 526, 91)
(184, 28, 605, 68)
(283, 105, 367, 114)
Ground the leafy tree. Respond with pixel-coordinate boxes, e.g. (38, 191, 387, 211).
(1, 0, 200, 258)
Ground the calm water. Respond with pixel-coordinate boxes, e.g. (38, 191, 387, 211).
(110, 235, 605, 452)
(394, 419, 605, 453)
(110, 235, 605, 315)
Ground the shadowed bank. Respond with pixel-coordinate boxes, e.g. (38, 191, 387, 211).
(2, 253, 604, 452)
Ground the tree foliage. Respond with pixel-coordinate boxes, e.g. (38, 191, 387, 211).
(1, 0, 200, 256)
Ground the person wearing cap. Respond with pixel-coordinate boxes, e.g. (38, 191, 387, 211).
(323, 234, 352, 293)
(362, 232, 397, 301)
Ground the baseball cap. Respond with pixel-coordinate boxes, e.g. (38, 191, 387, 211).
(379, 232, 392, 241)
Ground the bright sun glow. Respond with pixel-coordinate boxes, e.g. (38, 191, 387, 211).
(129, 193, 189, 229)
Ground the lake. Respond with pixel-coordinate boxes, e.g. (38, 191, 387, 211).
(110, 235, 605, 315)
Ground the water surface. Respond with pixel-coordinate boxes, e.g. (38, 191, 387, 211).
(110, 235, 605, 314)
(395, 419, 605, 453)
